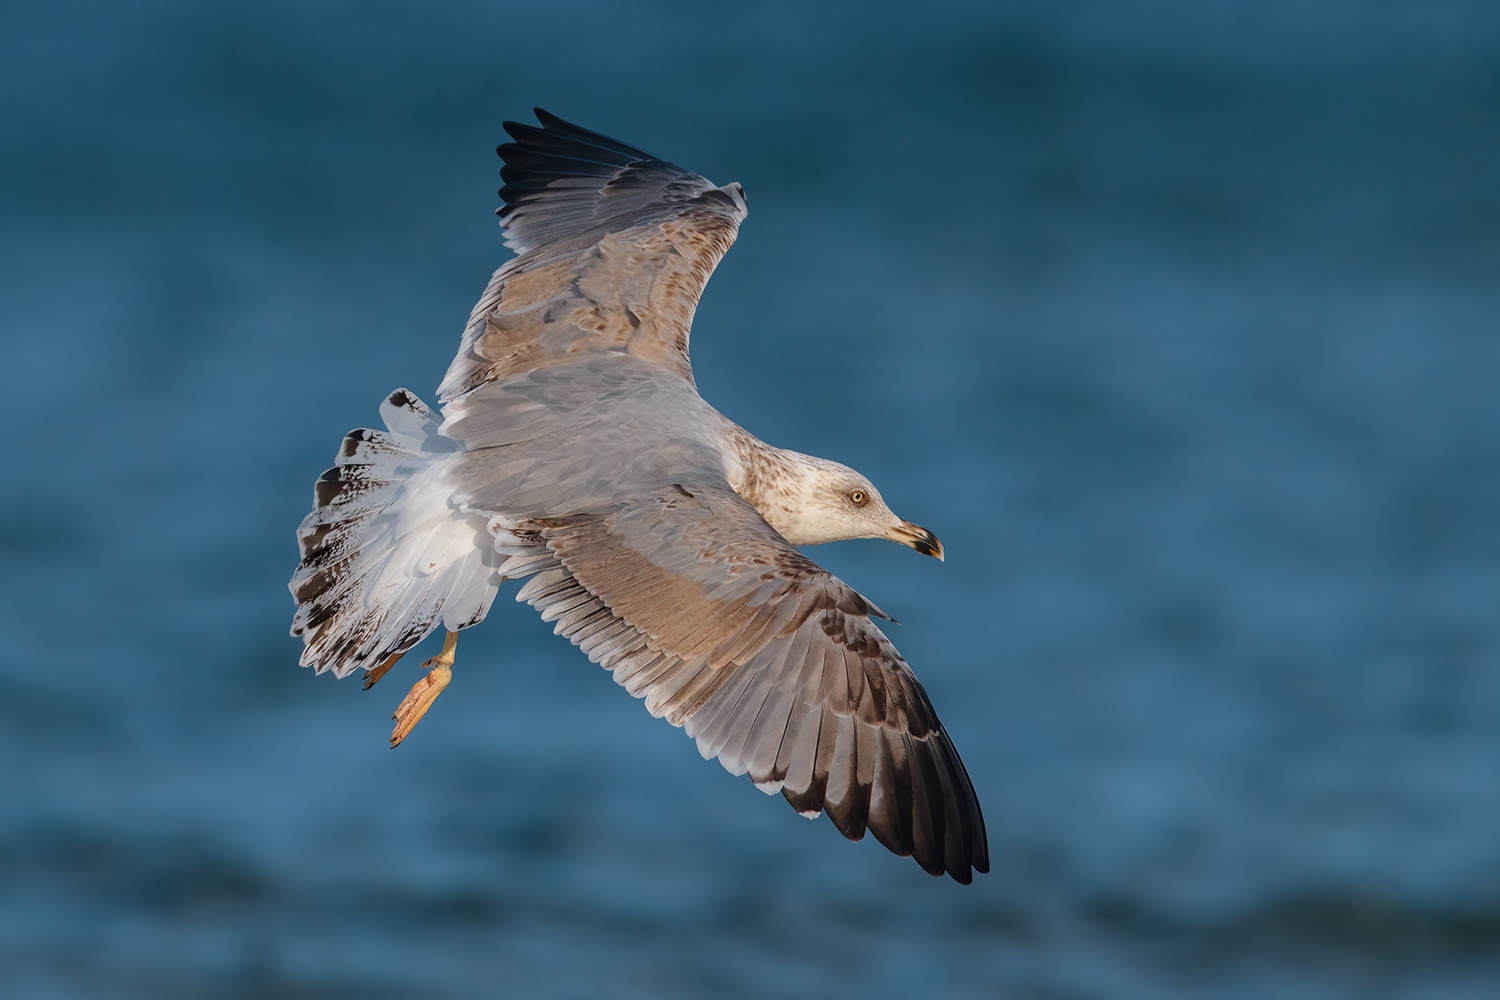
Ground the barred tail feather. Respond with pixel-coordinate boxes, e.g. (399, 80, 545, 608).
(290, 389, 502, 678)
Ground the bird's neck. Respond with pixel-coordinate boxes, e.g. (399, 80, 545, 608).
(718, 426, 834, 545)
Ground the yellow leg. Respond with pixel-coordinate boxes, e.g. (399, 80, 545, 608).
(389, 630, 457, 749)
(363, 649, 406, 690)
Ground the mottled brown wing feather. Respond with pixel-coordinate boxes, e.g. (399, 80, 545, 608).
(504, 482, 989, 884)
(439, 109, 747, 402)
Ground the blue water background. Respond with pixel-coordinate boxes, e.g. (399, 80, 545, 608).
(2, 2, 1499, 996)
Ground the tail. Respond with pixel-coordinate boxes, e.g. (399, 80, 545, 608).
(290, 389, 502, 678)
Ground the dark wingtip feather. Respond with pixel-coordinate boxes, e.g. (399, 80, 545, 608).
(487, 107, 743, 258)
(505, 108, 657, 164)
(500, 119, 531, 144)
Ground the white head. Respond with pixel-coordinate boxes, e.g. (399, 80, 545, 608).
(760, 453, 944, 558)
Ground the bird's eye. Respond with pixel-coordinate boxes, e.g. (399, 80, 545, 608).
(849, 490, 867, 505)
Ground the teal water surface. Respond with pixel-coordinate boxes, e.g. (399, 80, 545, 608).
(2, 2, 1499, 997)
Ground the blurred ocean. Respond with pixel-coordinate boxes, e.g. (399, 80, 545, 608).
(2, 1, 1498, 997)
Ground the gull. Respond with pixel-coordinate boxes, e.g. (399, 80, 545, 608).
(290, 109, 988, 882)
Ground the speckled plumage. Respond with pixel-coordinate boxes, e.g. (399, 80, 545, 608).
(290, 110, 987, 882)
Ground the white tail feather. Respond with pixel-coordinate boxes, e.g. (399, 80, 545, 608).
(290, 389, 502, 678)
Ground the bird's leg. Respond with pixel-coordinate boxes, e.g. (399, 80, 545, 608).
(362, 649, 406, 690)
(389, 630, 457, 748)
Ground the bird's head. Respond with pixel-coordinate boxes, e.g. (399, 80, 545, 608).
(770, 454, 943, 560)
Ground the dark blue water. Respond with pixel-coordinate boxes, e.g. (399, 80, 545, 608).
(3, 2, 1499, 996)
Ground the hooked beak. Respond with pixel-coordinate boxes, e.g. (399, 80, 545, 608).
(886, 520, 944, 561)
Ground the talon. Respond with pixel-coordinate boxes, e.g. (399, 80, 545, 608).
(388, 631, 457, 748)
(363, 649, 406, 690)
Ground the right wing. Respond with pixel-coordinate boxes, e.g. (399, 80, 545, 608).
(439, 109, 748, 402)
(495, 481, 989, 884)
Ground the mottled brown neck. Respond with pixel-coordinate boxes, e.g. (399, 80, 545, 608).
(719, 423, 804, 530)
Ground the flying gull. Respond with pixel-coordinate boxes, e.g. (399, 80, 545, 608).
(290, 109, 988, 883)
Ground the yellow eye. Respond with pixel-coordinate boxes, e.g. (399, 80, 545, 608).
(849, 490, 867, 505)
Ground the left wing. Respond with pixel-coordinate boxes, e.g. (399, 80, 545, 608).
(439, 109, 748, 402)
